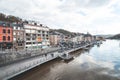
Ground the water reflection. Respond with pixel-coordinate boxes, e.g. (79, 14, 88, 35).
(11, 40, 120, 80)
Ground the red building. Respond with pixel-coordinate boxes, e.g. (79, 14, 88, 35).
(0, 21, 13, 49)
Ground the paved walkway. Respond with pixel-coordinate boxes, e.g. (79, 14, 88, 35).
(0, 51, 61, 80)
(0, 47, 60, 66)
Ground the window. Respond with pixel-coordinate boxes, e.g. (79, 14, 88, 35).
(18, 32, 20, 35)
(26, 42, 31, 44)
(26, 38, 30, 40)
(33, 42, 35, 44)
(38, 30, 41, 33)
(43, 34, 45, 36)
(3, 36, 6, 41)
(18, 27, 20, 30)
(32, 37, 36, 40)
(3, 29, 6, 33)
(8, 29, 10, 33)
(18, 43, 22, 46)
(46, 35, 48, 37)
(14, 27, 16, 29)
(8, 36, 10, 41)
(13, 38, 16, 41)
(33, 34, 36, 36)
(16, 27, 18, 29)
(3, 23, 6, 26)
(42, 31, 45, 33)
(38, 34, 41, 36)
(34, 23, 37, 25)
(47, 31, 49, 34)
(20, 32, 23, 35)
(26, 33, 30, 36)
(7, 23, 10, 27)
(13, 32, 16, 35)
(20, 27, 23, 30)
(18, 38, 20, 40)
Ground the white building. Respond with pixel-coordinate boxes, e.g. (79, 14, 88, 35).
(24, 21, 50, 50)
(70, 34, 84, 43)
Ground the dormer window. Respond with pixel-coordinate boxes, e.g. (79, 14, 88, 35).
(3, 23, 6, 26)
(40, 24, 42, 26)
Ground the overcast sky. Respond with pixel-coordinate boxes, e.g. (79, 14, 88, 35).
(0, 0, 120, 35)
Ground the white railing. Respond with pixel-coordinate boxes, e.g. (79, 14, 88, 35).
(1, 52, 60, 80)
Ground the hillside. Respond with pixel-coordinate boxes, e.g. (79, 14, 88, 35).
(0, 13, 22, 22)
(95, 35, 113, 39)
(108, 34, 120, 39)
(50, 29, 78, 37)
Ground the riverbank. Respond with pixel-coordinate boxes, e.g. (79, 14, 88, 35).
(0, 41, 97, 80)
(9, 40, 120, 80)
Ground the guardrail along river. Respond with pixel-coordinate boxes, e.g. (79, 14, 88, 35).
(10, 40, 120, 80)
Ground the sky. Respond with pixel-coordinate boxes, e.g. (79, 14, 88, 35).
(0, 0, 120, 35)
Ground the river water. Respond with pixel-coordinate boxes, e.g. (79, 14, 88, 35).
(11, 40, 120, 80)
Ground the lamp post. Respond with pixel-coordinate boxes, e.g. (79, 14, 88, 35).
(0, 44, 2, 51)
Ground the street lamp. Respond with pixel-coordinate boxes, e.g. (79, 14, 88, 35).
(26, 47, 27, 54)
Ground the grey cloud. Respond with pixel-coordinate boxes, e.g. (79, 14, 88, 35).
(0, 0, 35, 17)
(58, 0, 111, 12)
(71, 0, 109, 7)
(75, 0, 110, 7)
(77, 11, 87, 16)
(89, 0, 110, 7)
(111, 3, 120, 15)
(0, 0, 119, 34)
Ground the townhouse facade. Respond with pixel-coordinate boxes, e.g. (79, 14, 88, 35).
(12, 23, 25, 50)
(0, 21, 13, 49)
(49, 32, 61, 46)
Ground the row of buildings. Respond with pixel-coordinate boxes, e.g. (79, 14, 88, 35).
(49, 31, 99, 46)
(0, 21, 100, 50)
(0, 21, 50, 50)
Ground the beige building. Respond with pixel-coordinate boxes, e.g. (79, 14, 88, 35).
(13, 23, 25, 50)
(49, 32, 61, 46)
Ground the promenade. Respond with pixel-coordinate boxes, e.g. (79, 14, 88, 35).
(0, 50, 61, 80)
(0, 47, 60, 66)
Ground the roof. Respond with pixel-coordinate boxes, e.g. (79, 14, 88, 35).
(12, 23, 23, 27)
(0, 21, 12, 27)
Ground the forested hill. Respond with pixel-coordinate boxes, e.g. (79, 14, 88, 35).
(0, 13, 22, 22)
(108, 34, 120, 39)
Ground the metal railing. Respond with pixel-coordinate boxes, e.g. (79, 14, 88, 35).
(1, 52, 60, 80)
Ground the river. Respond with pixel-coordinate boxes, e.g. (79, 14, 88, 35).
(10, 40, 120, 80)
